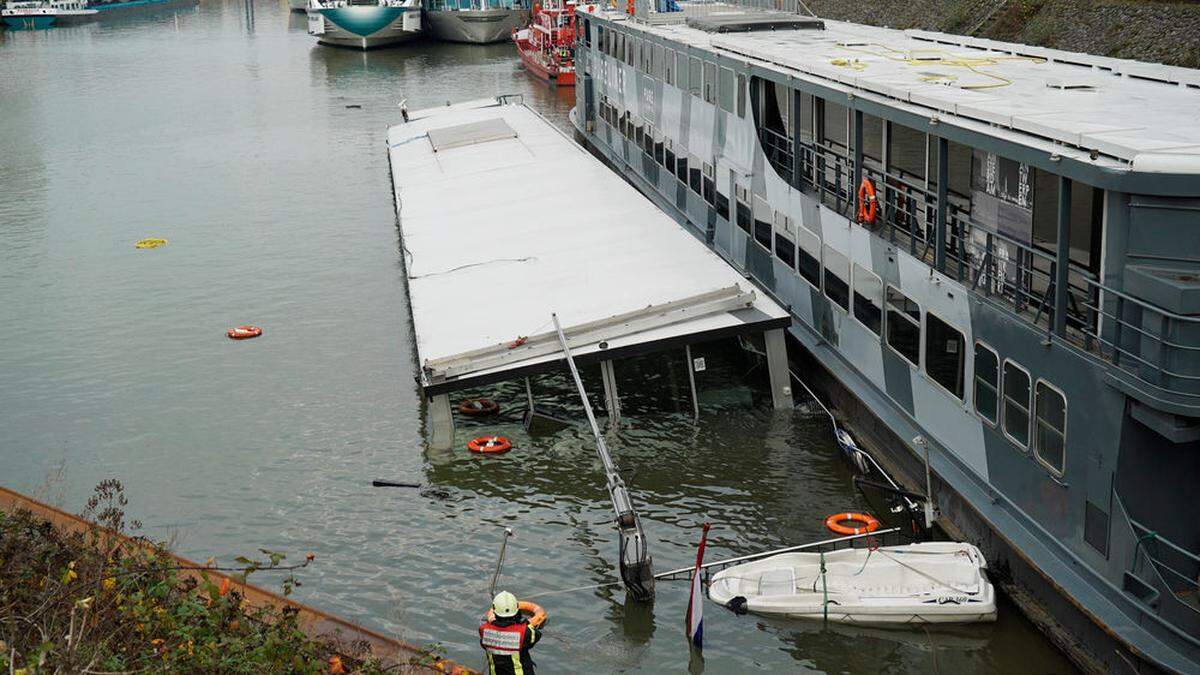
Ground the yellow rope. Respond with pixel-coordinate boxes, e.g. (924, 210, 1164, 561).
(829, 43, 1046, 90)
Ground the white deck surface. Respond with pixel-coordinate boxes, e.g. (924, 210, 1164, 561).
(585, 6, 1200, 167)
(387, 99, 788, 390)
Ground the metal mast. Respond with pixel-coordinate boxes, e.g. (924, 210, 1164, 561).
(551, 313, 655, 601)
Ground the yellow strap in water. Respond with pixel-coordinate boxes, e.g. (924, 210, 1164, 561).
(135, 238, 168, 249)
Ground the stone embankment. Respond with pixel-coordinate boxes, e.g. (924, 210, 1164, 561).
(804, 0, 1200, 68)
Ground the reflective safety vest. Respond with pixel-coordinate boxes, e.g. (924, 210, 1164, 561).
(479, 621, 527, 655)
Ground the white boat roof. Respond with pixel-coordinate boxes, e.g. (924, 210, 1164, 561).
(386, 98, 789, 392)
(585, 6, 1200, 170)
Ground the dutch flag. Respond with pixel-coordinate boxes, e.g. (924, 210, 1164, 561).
(685, 522, 711, 650)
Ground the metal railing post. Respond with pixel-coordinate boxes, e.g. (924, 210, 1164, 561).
(1054, 176, 1072, 337)
(935, 137, 949, 274)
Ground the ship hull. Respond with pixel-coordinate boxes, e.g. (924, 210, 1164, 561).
(424, 8, 525, 43)
(308, 6, 418, 50)
(516, 41, 573, 85)
(2, 6, 96, 28)
(570, 100, 1198, 673)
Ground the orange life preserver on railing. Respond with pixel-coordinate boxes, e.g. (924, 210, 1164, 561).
(825, 512, 881, 536)
(857, 177, 878, 225)
(486, 600, 547, 628)
(468, 436, 512, 454)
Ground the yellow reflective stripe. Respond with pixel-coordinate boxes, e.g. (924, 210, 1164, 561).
(528, 626, 538, 644)
(487, 653, 497, 675)
(512, 652, 524, 675)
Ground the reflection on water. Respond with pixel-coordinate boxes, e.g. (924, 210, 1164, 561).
(0, 2, 1074, 672)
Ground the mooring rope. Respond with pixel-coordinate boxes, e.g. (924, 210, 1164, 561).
(523, 579, 625, 599)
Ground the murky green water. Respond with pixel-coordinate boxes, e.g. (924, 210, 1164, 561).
(0, 3, 1075, 672)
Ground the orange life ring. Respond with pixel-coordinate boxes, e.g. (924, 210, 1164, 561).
(468, 436, 512, 454)
(487, 600, 547, 629)
(227, 325, 262, 340)
(458, 398, 500, 416)
(857, 177, 878, 225)
(825, 512, 881, 536)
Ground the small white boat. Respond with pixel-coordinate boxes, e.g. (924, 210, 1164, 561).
(708, 542, 997, 625)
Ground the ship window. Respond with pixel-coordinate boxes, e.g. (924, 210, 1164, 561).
(689, 57, 702, 97)
(888, 122, 927, 183)
(664, 139, 675, 173)
(652, 44, 664, 79)
(702, 162, 715, 204)
(799, 91, 814, 145)
(654, 134, 664, 165)
(823, 246, 850, 312)
(775, 232, 795, 267)
(1003, 360, 1031, 449)
(1035, 380, 1066, 475)
(719, 67, 735, 112)
(675, 51, 687, 91)
(736, 74, 747, 118)
(796, 226, 822, 289)
(823, 99, 848, 151)
(886, 285, 921, 365)
(1032, 171, 1104, 274)
(715, 189, 729, 220)
(852, 263, 882, 336)
(929, 137, 972, 199)
(676, 154, 688, 183)
(860, 112, 884, 167)
(754, 196, 772, 250)
(664, 49, 674, 85)
(634, 120, 644, 147)
(735, 189, 751, 235)
(704, 62, 717, 104)
(613, 31, 622, 60)
(689, 156, 702, 194)
(973, 342, 999, 425)
(644, 125, 654, 156)
(925, 313, 965, 399)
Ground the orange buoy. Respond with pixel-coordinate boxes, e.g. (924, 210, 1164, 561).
(227, 325, 263, 340)
(857, 177, 878, 225)
(468, 436, 512, 454)
(825, 512, 881, 536)
(458, 398, 500, 416)
(487, 600, 547, 629)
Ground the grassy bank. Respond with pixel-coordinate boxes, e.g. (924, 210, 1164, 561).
(0, 480, 439, 674)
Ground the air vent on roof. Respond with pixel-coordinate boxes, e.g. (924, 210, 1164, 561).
(685, 12, 824, 33)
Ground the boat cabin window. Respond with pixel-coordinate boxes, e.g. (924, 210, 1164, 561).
(886, 285, 921, 365)
(703, 62, 717, 105)
(888, 122, 927, 183)
(753, 195, 772, 250)
(925, 313, 965, 399)
(715, 175, 730, 220)
(1035, 381, 1066, 475)
(676, 153, 689, 183)
(653, 132, 664, 164)
(799, 91, 814, 145)
(852, 263, 882, 336)
(664, 49, 674, 85)
(719, 67, 735, 112)
(652, 44, 663, 79)
(973, 342, 999, 425)
(860, 113, 884, 169)
(702, 162, 715, 205)
(823, 245, 850, 312)
(689, 57, 702, 97)
(736, 74, 747, 118)
(644, 124, 655, 156)
(1003, 360, 1031, 449)
(796, 226, 822, 289)
(735, 185, 752, 235)
(663, 138, 675, 174)
(675, 51, 686, 91)
(774, 213, 796, 268)
(822, 99, 848, 152)
(1032, 172, 1104, 274)
(689, 155, 702, 194)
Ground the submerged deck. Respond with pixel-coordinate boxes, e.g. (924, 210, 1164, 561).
(386, 98, 789, 396)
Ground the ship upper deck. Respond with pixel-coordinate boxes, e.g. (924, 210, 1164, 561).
(583, 5, 1200, 172)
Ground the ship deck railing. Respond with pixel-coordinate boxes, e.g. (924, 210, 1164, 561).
(754, 126, 1200, 405)
(1115, 495, 1200, 653)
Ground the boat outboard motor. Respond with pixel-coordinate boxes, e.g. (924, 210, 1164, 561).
(854, 475, 930, 541)
(552, 313, 655, 601)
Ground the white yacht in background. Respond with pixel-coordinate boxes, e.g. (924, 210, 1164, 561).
(307, 0, 421, 49)
(421, 0, 528, 44)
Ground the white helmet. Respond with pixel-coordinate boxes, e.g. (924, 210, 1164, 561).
(492, 591, 519, 618)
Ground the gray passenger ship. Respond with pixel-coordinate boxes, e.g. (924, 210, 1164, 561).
(569, 2, 1200, 672)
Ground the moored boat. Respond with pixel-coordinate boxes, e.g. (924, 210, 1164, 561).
(423, 0, 529, 44)
(2, 0, 96, 29)
(708, 542, 997, 625)
(307, 0, 422, 50)
(512, 1, 575, 85)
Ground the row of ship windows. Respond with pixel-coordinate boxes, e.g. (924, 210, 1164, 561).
(598, 94, 1068, 479)
(590, 23, 749, 117)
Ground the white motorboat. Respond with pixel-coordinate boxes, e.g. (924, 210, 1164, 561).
(708, 542, 997, 625)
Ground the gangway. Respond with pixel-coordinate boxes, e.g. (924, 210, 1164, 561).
(552, 313, 655, 601)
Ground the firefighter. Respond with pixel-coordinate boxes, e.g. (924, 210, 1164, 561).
(478, 591, 542, 675)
